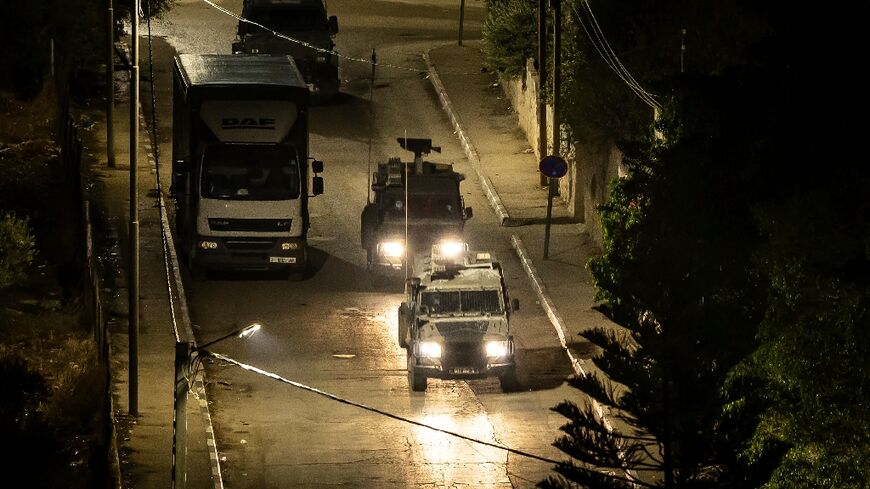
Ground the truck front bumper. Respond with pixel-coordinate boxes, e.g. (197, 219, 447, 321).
(190, 236, 307, 272)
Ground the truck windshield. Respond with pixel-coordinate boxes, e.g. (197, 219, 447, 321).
(420, 290, 502, 315)
(244, 6, 327, 33)
(200, 144, 301, 201)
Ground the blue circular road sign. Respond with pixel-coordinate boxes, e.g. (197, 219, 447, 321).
(539, 155, 568, 178)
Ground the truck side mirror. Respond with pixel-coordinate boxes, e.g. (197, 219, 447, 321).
(328, 16, 339, 35)
(511, 298, 520, 311)
(464, 207, 473, 220)
(312, 176, 324, 196)
(311, 159, 324, 173)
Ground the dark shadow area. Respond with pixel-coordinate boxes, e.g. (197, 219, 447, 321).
(514, 346, 578, 391)
(503, 215, 580, 227)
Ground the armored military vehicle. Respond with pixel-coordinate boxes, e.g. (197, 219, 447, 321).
(398, 244, 519, 392)
(360, 138, 472, 271)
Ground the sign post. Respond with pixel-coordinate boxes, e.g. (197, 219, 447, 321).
(539, 155, 568, 259)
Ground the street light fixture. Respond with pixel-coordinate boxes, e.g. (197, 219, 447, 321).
(172, 322, 262, 489)
(196, 322, 262, 351)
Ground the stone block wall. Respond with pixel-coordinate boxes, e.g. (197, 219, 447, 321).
(499, 59, 624, 247)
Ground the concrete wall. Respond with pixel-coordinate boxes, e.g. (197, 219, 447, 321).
(499, 59, 624, 247)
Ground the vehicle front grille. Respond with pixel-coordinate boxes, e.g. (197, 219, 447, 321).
(443, 342, 485, 369)
(224, 239, 275, 251)
(435, 321, 488, 335)
(209, 218, 291, 232)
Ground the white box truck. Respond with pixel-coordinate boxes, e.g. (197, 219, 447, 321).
(170, 54, 323, 279)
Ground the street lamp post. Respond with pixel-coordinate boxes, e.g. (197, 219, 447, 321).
(172, 323, 262, 489)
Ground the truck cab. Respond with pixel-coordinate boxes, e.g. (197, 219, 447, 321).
(232, 0, 340, 101)
(398, 244, 519, 392)
(361, 138, 472, 272)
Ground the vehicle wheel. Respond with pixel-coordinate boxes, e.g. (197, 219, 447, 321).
(499, 366, 520, 393)
(407, 352, 427, 392)
(397, 305, 409, 348)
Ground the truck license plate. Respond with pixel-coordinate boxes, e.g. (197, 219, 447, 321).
(450, 367, 478, 375)
(269, 257, 296, 264)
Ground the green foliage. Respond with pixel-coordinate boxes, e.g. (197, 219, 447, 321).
(733, 131, 870, 489)
(0, 337, 106, 487)
(481, 0, 537, 76)
(543, 68, 771, 487)
(0, 354, 61, 486)
(544, 1, 870, 487)
(0, 212, 36, 289)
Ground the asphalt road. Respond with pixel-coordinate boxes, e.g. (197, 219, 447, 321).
(144, 1, 579, 487)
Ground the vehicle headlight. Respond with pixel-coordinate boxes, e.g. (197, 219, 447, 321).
(436, 240, 465, 258)
(315, 54, 328, 63)
(485, 340, 510, 358)
(281, 242, 299, 251)
(380, 241, 405, 258)
(418, 341, 442, 359)
(198, 240, 218, 250)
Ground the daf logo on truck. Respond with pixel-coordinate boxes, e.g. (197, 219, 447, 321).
(171, 54, 323, 281)
(221, 117, 277, 130)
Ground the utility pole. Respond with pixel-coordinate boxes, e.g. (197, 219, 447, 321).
(551, 0, 562, 199)
(537, 0, 548, 186)
(458, 0, 466, 46)
(680, 28, 687, 73)
(106, 0, 115, 168)
(129, 0, 140, 417)
(172, 341, 194, 489)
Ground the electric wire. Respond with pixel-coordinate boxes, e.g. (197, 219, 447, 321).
(571, 0, 660, 109)
(202, 351, 650, 487)
(579, 0, 658, 105)
(204, 351, 559, 465)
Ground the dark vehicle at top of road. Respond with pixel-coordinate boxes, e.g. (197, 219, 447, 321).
(232, 0, 340, 102)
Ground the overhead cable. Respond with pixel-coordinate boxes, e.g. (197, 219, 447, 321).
(571, 0, 660, 109)
(204, 351, 557, 462)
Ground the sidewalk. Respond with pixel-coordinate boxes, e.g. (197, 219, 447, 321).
(89, 37, 217, 488)
(426, 42, 618, 370)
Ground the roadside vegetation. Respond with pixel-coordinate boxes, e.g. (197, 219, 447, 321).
(0, 1, 173, 486)
(483, 1, 869, 488)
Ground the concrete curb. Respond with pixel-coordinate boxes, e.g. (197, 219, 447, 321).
(423, 50, 510, 225)
(140, 100, 225, 489)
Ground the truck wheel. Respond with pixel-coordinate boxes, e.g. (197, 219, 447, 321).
(407, 352, 427, 392)
(397, 305, 409, 348)
(499, 366, 520, 393)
